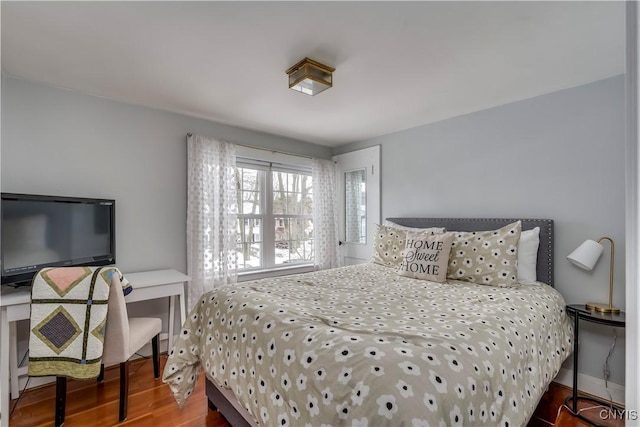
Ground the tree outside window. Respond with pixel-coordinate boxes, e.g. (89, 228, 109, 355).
(236, 165, 313, 270)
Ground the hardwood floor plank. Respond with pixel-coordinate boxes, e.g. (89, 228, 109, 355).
(9, 355, 230, 427)
(529, 382, 625, 427)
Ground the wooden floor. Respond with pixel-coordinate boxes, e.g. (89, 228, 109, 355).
(8, 355, 624, 427)
(530, 382, 625, 427)
(8, 355, 229, 427)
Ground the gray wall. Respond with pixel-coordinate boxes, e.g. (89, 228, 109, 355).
(334, 75, 627, 385)
(1, 75, 331, 342)
(1, 76, 330, 273)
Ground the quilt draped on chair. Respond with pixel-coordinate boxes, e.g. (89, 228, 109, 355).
(28, 266, 130, 380)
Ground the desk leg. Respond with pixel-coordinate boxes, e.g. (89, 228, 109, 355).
(1, 309, 10, 427)
(167, 286, 187, 354)
(168, 295, 176, 353)
(179, 285, 186, 326)
(571, 312, 580, 414)
(9, 322, 19, 400)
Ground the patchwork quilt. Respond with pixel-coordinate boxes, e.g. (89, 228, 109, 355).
(28, 266, 130, 380)
(163, 263, 572, 426)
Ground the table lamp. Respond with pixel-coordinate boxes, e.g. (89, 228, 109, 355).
(567, 236, 619, 314)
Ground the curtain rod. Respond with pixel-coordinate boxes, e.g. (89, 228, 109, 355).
(186, 132, 315, 160)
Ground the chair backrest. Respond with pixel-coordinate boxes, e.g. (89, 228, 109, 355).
(102, 275, 131, 366)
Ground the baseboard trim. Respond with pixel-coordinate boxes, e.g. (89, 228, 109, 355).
(554, 368, 625, 406)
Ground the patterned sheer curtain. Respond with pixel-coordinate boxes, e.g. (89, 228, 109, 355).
(312, 159, 340, 270)
(186, 133, 238, 310)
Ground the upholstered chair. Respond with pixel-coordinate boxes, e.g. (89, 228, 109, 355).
(99, 274, 162, 422)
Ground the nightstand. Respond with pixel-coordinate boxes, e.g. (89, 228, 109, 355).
(565, 304, 625, 426)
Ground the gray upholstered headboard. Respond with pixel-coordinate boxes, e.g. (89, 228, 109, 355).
(385, 218, 554, 287)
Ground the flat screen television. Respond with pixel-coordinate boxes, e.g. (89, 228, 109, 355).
(1, 193, 116, 286)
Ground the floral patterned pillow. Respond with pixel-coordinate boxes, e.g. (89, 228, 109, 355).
(446, 220, 522, 287)
(373, 224, 444, 268)
(372, 224, 407, 267)
(383, 220, 446, 235)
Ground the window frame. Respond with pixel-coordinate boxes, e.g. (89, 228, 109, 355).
(236, 165, 267, 270)
(236, 154, 314, 274)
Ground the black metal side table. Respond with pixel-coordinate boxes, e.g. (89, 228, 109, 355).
(565, 304, 625, 426)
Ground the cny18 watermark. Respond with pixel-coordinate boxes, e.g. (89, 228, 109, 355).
(599, 408, 639, 421)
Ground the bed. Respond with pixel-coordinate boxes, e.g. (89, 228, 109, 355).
(163, 218, 572, 427)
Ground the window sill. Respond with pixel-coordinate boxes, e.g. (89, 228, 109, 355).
(238, 264, 315, 282)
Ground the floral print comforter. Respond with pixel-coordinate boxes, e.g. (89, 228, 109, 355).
(163, 263, 572, 426)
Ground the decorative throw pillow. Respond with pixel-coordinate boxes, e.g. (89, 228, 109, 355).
(383, 219, 446, 235)
(397, 232, 454, 282)
(517, 227, 540, 284)
(372, 224, 407, 267)
(446, 221, 522, 287)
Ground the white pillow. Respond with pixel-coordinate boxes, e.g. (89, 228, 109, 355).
(517, 227, 540, 284)
(383, 219, 445, 234)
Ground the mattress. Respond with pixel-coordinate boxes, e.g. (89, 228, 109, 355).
(163, 262, 572, 426)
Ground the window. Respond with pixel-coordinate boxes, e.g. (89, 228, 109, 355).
(236, 161, 313, 270)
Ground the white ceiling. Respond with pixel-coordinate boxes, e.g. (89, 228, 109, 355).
(1, 1, 625, 147)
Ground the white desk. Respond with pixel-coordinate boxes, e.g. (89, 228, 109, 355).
(0, 268, 189, 427)
(123, 269, 190, 353)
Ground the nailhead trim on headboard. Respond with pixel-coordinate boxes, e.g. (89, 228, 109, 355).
(385, 218, 554, 287)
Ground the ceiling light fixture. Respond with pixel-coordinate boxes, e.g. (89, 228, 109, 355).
(286, 57, 335, 96)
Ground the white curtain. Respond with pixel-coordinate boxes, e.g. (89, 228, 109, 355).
(312, 159, 341, 270)
(186, 133, 238, 310)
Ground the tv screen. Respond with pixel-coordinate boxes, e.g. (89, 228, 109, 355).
(1, 193, 116, 285)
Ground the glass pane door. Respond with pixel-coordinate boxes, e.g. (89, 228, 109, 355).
(345, 168, 366, 244)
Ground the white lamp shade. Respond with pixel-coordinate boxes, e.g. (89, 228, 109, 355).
(567, 239, 604, 270)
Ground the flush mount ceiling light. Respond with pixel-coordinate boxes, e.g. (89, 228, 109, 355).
(286, 57, 335, 96)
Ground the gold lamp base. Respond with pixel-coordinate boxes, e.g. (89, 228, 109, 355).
(585, 302, 620, 314)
